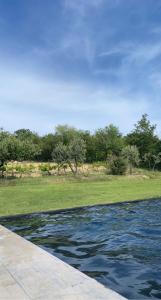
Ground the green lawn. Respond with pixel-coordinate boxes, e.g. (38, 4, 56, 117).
(0, 173, 161, 217)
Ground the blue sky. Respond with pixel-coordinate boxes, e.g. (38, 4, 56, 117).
(1, 0, 161, 135)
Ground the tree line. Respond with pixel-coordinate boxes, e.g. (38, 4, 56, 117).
(1, 114, 161, 176)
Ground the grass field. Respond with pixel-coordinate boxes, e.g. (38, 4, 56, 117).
(0, 171, 161, 217)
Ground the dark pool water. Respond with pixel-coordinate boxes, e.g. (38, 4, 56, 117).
(1, 199, 161, 299)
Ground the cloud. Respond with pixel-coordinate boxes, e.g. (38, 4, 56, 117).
(98, 40, 161, 68)
(98, 42, 133, 58)
(64, 0, 105, 16)
(126, 42, 161, 65)
(0, 62, 151, 135)
(1, 0, 161, 136)
(94, 39, 161, 96)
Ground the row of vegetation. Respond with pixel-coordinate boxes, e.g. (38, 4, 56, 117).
(1, 114, 161, 177)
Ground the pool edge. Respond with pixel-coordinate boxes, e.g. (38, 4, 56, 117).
(0, 224, 127, 300)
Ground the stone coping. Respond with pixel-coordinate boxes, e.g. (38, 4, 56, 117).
(0, 225, 127, 300)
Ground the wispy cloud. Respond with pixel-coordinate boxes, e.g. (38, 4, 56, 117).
(94, 39, 161, 92)
(126, 42, 161, 65)
(64, 0, 105, 16)
(0, 62, 151, 134)
(0, 0, 161, 134)
(98, 40, 161, 67)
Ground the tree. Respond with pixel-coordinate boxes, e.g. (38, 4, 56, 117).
(95, 124, 124, 161)
(14, 129, 41, 160)
(126, 114, 160, 166)
(54, 125, 97, 163)
(17, 140, 41, 161)
(67, 137, 86, 175)
(52, 142, 68, 172)
(0, 132, 19, 174)
(52, 137, 86, 175)
(80, 131, 97, 163)
(40, 134, 56, 161)
(14, 129, 40, 144)
(122, 145, 140, 174)
(143, 152, 161, 171)
(0, 130, 41, 177)
(54, 125, 80, 145)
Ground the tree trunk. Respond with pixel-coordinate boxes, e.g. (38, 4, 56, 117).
(129, 163, 132, 175)
(152, 162, 156, 171)
(68, 161, 77, 176)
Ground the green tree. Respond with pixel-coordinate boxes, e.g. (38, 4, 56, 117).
(95, 124, 124, 161)
(143, 152, 161, 170)
(17, 140, 41, 161)
(0, 132, 19, 174)
(14, 129, 40, 144)
(55, 125, 80, 145)
(67, 137, 86, 175)
(80, 131, 97, 162)
(40, 134, 56, 161)
(126, 114, 160, 166)
(52, 137, 86, 175)
(122, 145, 140, 174)
(0, 130, 41, 177)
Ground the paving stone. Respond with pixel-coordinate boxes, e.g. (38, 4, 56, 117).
(0, 225, 127, 300)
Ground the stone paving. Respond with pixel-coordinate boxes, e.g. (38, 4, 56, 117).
(0, 225, 127, 300)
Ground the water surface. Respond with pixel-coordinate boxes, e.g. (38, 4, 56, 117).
(1, 199, 161, 299)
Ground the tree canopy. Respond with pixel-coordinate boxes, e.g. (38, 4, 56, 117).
(126, 114, 161, 166)
(0, 129, 41, 170)
(52, 137, 86, 175)
(95, 124, 124, 160)
(1, 114, 161, 172)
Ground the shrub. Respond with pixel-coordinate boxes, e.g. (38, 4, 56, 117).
(39, 163, 55, 175)
(6, 163, 15, 177)
(0, 164, 7, 177)
(15, 164, 27, 177)
(27, 164, 35, 175)
(109, 156, 127, 175)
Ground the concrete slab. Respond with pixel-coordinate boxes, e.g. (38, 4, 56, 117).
(0, 225, 127, 300)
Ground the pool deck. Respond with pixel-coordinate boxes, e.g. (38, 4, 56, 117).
(0, 225, 126, 300)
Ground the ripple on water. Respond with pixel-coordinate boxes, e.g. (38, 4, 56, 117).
(1, 199, 161, 299)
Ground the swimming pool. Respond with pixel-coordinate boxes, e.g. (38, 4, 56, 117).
(1, 199, 161, 299)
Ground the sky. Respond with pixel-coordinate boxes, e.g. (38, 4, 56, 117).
(1, 0, 161, 135)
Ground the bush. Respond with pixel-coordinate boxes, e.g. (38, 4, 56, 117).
(6, 163, 15, 177)
(109, 156, 127, 175)
(27, 164, 35, 174)
(0, 164, 7, 177)
(39, 163, 55, 175)
(15, 164, 27, 177)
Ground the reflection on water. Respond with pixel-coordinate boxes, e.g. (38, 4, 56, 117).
(1, 199, 161, 299)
